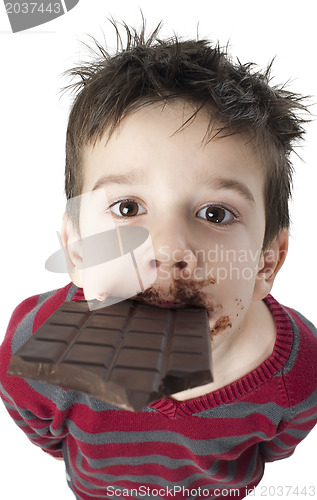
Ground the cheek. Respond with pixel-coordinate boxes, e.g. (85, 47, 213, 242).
(81, 256, 143, 301)
(79, 190, 115, 238)
(79, 221, 158, 302)
(200, 234, 262, 336)
(197, 233, 262, 286)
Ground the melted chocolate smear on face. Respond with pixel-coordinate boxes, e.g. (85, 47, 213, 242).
(135, 276, 215, 311)
(210, 315, 232, 340)
(234, 298, 244, 310)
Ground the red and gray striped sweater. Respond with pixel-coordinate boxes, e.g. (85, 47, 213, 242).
(1, 283, 317, 500)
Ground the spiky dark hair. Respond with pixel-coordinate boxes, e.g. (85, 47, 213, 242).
(64, 20, 308, 248)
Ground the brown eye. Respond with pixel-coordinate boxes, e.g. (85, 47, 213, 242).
(205, 206, 226, 223)
(119, 201, 139, 216)
(110, 200, 147, 218)
(196, 205, 236, 225)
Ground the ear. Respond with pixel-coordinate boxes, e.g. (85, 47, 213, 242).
(252, 230, 289, 301)
(60, 213, 84, 288)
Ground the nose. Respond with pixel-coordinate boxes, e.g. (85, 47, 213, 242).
(149, 251, 197, 277)
(148, 223, 198, 279)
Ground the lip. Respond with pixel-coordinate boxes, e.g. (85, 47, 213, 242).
(136, 298, 189, 309)
(143, 300, 213, 322)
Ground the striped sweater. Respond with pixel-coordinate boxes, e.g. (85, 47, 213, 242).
(0, 282, 317, 500)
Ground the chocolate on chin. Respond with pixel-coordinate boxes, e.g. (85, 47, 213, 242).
(8, 299, 213, 411)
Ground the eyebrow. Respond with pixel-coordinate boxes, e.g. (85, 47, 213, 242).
(200, 176, 256, 205)
(92, 170, 255, 205)
(92, 171, 146, 191)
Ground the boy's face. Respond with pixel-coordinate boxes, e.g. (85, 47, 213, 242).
(68, 101, 277, 340)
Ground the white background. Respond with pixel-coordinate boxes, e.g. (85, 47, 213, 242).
(0, 1, 316, 498)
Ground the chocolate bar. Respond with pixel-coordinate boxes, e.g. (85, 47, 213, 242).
(8, 300, 212, 411)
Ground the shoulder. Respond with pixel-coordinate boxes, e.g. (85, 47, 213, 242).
(0, 283, 79, 412)
(284, 306, 317, 342)
(7, 283, 78, 342)
(283, 305, 317, 376)
(270, 296, 317, 410)
(265, 294, 317, 354)
(0, 283, 78, 374)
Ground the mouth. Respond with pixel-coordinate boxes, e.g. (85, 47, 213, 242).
(132, 295, 213, 316)
(135, 298, 191, 309)
(133, 280, 214, 314)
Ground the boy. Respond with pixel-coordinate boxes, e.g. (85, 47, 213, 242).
(1, 22, 317, 500)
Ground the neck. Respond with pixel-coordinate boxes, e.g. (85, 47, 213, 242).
(172, 299, 276, 400)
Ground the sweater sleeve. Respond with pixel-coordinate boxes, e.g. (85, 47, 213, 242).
(0, 285, 75, 458)
(259, 394, 317, 462)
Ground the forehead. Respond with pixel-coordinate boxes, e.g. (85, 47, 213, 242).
(81, 102, 265, 197)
